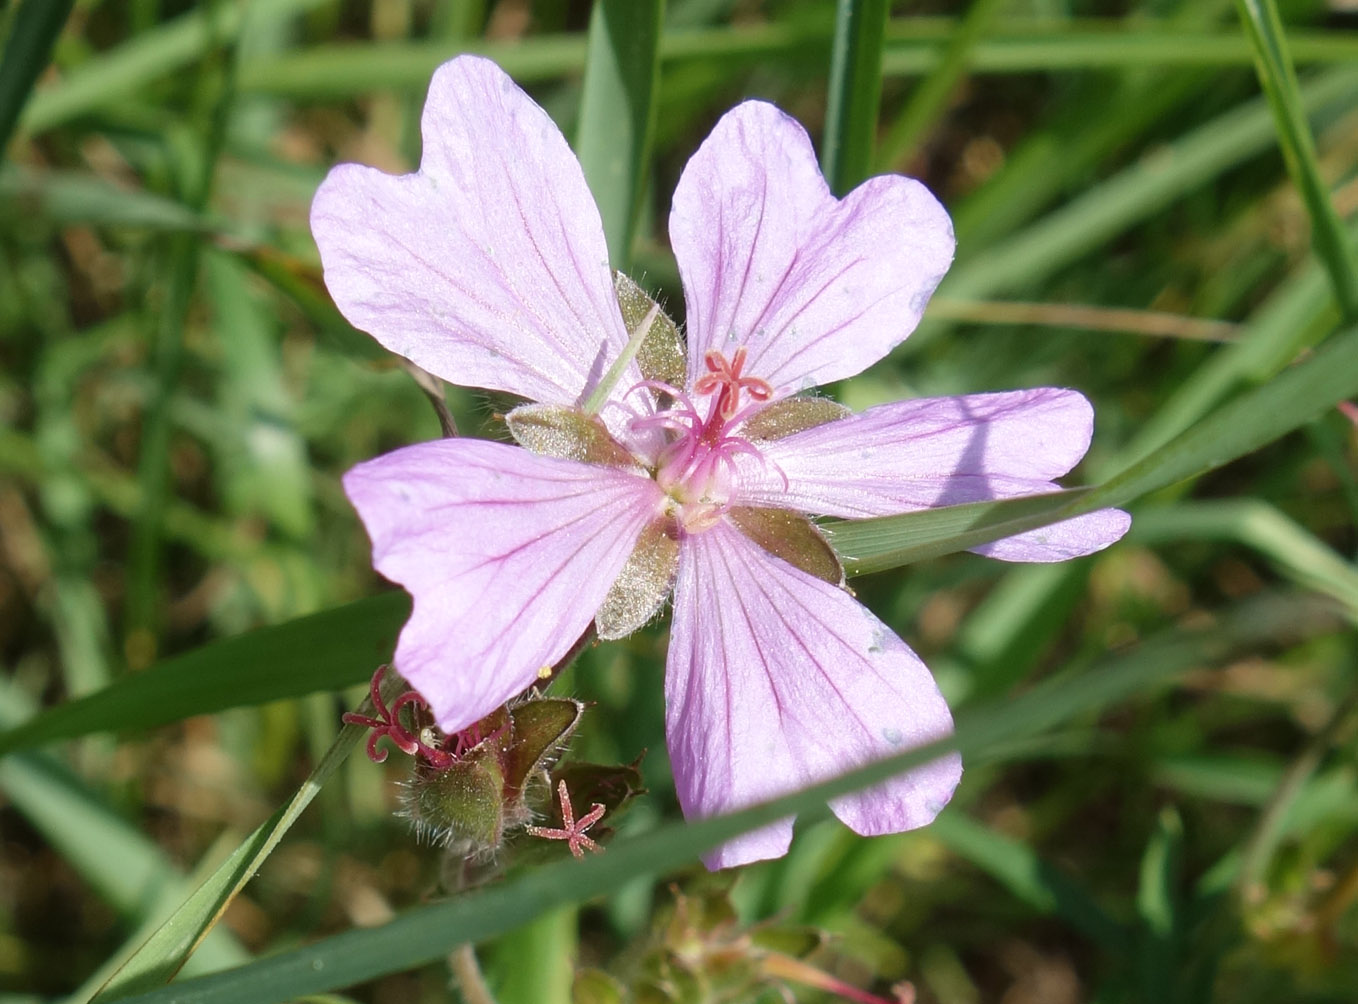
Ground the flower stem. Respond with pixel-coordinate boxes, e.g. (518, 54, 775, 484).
(581, 300, 660, 415)
(448, 943, 498, 1004)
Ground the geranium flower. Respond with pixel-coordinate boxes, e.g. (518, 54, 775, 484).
(312, 56, 1130, 868)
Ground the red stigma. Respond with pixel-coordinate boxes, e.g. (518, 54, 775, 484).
(342, 665, 453, 769)
(693, 347, 772, 422)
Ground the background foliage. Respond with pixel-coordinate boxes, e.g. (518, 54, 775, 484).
(2, 1, 1357, 1002)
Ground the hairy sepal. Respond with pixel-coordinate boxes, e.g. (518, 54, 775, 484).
(506, 403, 642, 469)
(727, 507, 844, 586)
(615, 270, 686, 386)
(595, 520, 680, 640)
(740, 396, 850, 441)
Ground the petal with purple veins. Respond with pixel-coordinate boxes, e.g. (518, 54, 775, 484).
(312, 55, 635, 410)
(734, 388, 1130, 560)
(343, 439, 664, 734)
(669, 101, 954, 397)
(665, 522, 961, 870)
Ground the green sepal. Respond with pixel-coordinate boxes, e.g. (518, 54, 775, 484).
(406, 753, 506, 852)
(501, 696, 585, 801)
(595, 520, 679, 640)
(740, 395, 849, 441)
(727, 507, 844, 586)
(615, 270, 685, 386)
(506, 403, 641, 468)
(573, 968, 628, 1004)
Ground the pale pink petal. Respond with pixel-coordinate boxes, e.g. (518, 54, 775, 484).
(735, 388, 1130, 561)
(666, 523, 961, 870)
(312, 55, 634, 410)
(669, 102, 953, 397)
(343, 439, 663, 734)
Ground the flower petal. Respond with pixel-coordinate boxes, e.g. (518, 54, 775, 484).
(312, 55, 632, 409)
(669, 101, 954, 396)
(735, 388, 1131, 560)
(343, 439, 663, 734)
(665, 522, 961, 870)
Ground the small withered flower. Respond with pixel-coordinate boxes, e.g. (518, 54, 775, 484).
(347, 665, 598, 858)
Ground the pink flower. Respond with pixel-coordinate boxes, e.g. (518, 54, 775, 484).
(312, 56, 1130, 869)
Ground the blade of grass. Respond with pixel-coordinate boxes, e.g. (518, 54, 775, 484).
(487, 907, 578, 1004)
(929, 66, 1358, 328)
(106, 591, 1339, 1004)
(0, 168, 221, 231)
(124, 4, 242, 664)
(0, 750, 251, 992)
(875, 0, 1005, 172)
(228, 24, 1358, 102)
(1130, 501, 1358, 620)
(575, 0, 664, 271)
(1234, 689, 1358, 905)
(18, 0, 331, 135)
(822, 0, 888, 195)
(1079, 322, 1358, 512)
(0, 0, 74, 154)
(930, 811, 1127, 953)
(827, 490, 1091, 576)
(1235, 0, 1358, 321)
(0, 593, 408, 757)
(0, 686, 248, 989)
(204, 251, 313, 539)
(88, 674, 402, 1000)
(830, 320, 1358, 572)
(1134, 808, 1185, 1004)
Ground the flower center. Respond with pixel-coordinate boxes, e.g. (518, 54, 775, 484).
(627, 349, 773, 531)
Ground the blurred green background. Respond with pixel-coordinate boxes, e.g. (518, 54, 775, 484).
(2, 1, 1357, 1002)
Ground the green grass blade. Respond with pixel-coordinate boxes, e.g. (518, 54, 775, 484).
(0, 751, 251, 995)
(0, 168, 220, 231)
(0, 0, 74, 153)
(575, 0, 664, 270)
(1235, 0, 1358, 321)
(18, 0, 331, 135)
(229, 24, 1358, 101)
(933, 66, 1358, 312)
(821, 0, 888, 195)
(828, 322, 1358, 572)
(0, 685, 249, 992)
(875, 0, 1005, 172)
(487, 907, 578, 1004)
(1134, 808, 1185, 1004)
(1082, 322, 1358, 512)
(1130, 501, 1358, 620)
(930, 811, 1127, 953)
(104, 591, 1336, 1004)
(89, 676, 402, 1000)
(0, 593, 408, 757)
(827, 490, 1089, 576)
